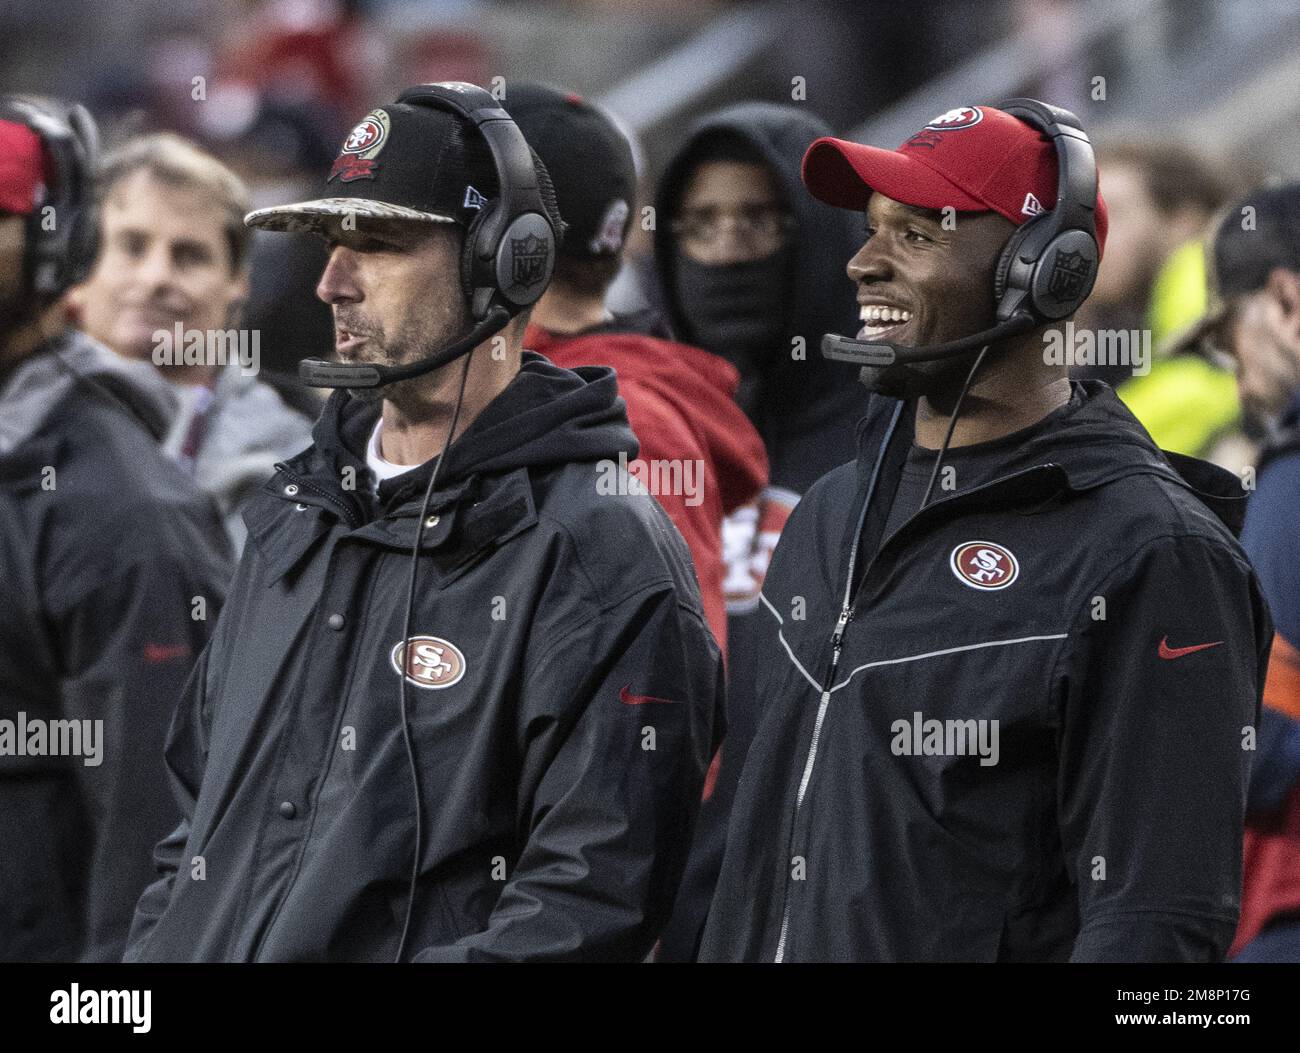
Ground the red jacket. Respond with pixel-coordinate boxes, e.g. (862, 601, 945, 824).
(526, 323, 768, 658)
(1233, 633, 1300, 956)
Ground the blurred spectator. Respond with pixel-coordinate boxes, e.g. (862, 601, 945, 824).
(1182, 183, 1300, 962)
(505, 82, 767, 662)
(1078, 139, 1243, 463)
(0, 97, 230, 961)
(650, 102, 869, 959)
(67, 132, 314, 554)
(221, 0, 373, 129)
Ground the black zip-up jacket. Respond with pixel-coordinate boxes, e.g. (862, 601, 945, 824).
(0, 331, 231, 962)
(123, 352, 724, 962)
(699, 381, 1273, 962)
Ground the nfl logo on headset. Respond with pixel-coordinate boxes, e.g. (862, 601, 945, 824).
(510, 233, 549, 287)
(1046, 248, 1092, 303)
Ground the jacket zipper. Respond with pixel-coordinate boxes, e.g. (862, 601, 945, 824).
(773, 402, 902, 962)
(773, 438, 1060, 962)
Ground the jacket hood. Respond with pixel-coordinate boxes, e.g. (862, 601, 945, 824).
(861, 381, 1251, 536)
(653, 103, 868, 467)
(527, 324, 767, 513)
(0, 329, 177, 455)
(301, 350, 639, 507)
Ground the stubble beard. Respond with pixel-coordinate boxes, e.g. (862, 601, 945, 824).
(343, 297, 468, 411)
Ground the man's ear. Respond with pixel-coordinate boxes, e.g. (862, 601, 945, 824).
(1265, 267, 1300, 341)
(62, 281, 86, 317)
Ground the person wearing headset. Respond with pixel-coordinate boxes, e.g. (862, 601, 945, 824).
(699, 102, 1273, 962)
(0, 96, 231, 961)
(123, 84, 724, 963)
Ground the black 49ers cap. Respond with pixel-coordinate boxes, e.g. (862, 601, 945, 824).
(245, 101, 500, 234)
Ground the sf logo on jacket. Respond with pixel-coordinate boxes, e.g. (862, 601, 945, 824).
(390, 635, 465, 689)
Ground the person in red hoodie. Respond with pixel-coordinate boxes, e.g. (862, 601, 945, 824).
(503, 82, 767, 660)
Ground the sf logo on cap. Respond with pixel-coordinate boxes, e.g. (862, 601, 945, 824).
(925, 106, 983, 131)
(330, 109, 391, 183)
(390, 635, 466, 689)
(950, 541, 1019, 590)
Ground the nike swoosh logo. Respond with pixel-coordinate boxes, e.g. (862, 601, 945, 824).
(143, 643, 191, 663)
(1158, 636, 1225, 660)
(619, 684, 681, 706)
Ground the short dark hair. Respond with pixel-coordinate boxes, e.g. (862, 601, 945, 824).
(1098, 140, 1232, 218)
(552, 253, 621, 297)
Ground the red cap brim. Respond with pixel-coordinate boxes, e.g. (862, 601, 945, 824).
(0, 118, 45, 215)
(801, 136, 987, 214)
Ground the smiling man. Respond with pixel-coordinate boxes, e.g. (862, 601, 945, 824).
(68, 134, 312, 552)
(123, 88, 723, 962)
(699, 102, 1273, 962)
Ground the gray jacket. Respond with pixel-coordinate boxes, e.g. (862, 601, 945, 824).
(0, 330, 231, 961)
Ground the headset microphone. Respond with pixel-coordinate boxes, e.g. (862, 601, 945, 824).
(820, 312, 1037, 367)
(298, 305, 512, 388)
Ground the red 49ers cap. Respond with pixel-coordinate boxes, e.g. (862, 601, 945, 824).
(0, 118, 46, 215)
(802, 104, 1108, 256)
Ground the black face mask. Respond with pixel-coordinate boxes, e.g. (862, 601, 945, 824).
(672, 250, 792, 377)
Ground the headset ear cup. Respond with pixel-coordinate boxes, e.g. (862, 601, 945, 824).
(1029, 230, 1099, 319)
(460, 204, 492, 307)
(993, 223, 1032, 313)
(64, 200, 101, 289)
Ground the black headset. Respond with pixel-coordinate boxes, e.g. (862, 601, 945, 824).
(822, 97, 1099, 367)
(299, 81, 560, 390)
(991, 97, 1099, 324)
(0, 94, 100, 301)
(399, 82, 558, 321)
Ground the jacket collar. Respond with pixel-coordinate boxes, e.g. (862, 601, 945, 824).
(245, 463, 539, 587)
(854, 381, 1250, 536)
(0, 330, 177, 454)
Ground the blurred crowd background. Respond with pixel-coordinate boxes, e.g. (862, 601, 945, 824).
(8, 0, 1300, 456)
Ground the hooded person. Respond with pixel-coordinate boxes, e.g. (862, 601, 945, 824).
(697, 100, 1271, 962)
(652, 102, 869, 959)
(123, 84, 724, 962)
(502, 81, 768, 662)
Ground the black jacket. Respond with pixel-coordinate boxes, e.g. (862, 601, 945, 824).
(0, 331, 231, 962)
(699, 382, 1272, 962)
(123, 352, 724, 962)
